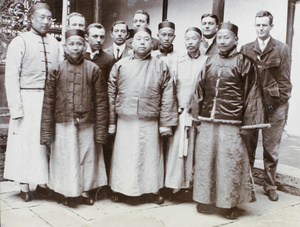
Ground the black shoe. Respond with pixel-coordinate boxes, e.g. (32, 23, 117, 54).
(111, 193, 121, 202)
(20, 191, 32, 202)
(266, 189, 279, 201)
(80, 196, 95, 206)
(62, 197, 77, 208)
(174, 189, 192, 202)
(152, 194, 164, 205)
(36, 185, 52, 198)
(225, 207, 238, 220)
(196, 203, 216, 214)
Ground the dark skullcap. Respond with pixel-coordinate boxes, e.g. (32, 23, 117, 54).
(158, 20, 175, 30)
(218, 22, 238, 36)
(185, 27, 202, 36)
(134, 27, 152, 37)
(65, 29, 85, 40)
(29, 3, 51, 14)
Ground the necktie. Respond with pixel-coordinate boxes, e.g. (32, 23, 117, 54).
(261, 41, 265, 52)
(116, 48, 120, 60)
(203, 40, 209, 49)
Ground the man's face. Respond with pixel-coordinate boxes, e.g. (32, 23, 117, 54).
(132, 31, 152, 58)
(66, 36, 85, 60)
(111, 24, 128, 45)
(216, 29, 237, 53)
(255, 16, 273, 41)
(31, 9, 52, 35)
(157, 27, 175, 49)
(185, 31, 201, 53)
(69, 16, 85, 31)
(201, 16, 218, 38)
(133, 13, 148, 30)
(87, 27, 105, 52)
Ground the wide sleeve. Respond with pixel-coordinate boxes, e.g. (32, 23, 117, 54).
(159, 61, 178, 127)
(40, 66, 57, 145)
(241, 57, 270, 129)
(190, 65, 206, 119)
(93, 68, 109, 144)
(107, 63, 119, 126)
(5, 36, 25, 119)
(278, 44, 292, 104)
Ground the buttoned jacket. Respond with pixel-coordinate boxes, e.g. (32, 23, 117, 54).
(240, 37, 292, 111)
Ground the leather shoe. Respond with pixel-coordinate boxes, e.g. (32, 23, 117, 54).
(20, 191, 32, 202)
(225, 207, 238, 220)
(152, 194, 164, 205)
(36, 185, 52, 198)
(266, 189, 279, 201)
(196, 203, 216, 214)
(81, 196, 95, 206)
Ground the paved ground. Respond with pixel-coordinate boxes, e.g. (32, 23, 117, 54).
(0, 131, 299, 226)
(1, 181, 300, 227)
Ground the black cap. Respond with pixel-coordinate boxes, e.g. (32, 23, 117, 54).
(158, 20, 175, 30)
(134, 27, 152, 37)
(29, 3, 50, 14)
(185, 27, 202, 36)
(218, 22, 238, 36)
(65, 29, 85, 40)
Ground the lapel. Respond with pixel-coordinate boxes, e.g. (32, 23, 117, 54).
(253, 37, 274, 56)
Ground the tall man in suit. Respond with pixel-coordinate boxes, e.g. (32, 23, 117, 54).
(199, 13, 219, 56)
(240, 10, 292, 202)
(84, 23, 115, 83)
(84, 24, 115, 198)
(126, 9, 160, 50)
(104, 21, 131, 61)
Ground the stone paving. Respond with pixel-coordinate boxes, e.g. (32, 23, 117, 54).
(1, 181, 300, 227)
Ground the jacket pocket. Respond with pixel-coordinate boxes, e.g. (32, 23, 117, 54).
(116, 96, 138, 115)
(265, 59, 280, 69)
(267, 86, 280, 98)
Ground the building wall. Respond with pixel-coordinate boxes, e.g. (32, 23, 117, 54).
(286, 2, 300, 136)
(224, 0, 288, 49)
(167, 0, 213, 53)
(100, 0, 163, 48)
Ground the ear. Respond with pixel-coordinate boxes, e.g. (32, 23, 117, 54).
(85, 34, 88, 42)
(126, 32, 130, 39)
(234, 37, 239, 45)
(270, 23, 274, 30)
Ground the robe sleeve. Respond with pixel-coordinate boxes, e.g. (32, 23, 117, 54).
(241, 56, 270, 129)
(40, 66, 57, 145)
(5, 36, 25, 119)
(93, 68, 109, 144)
(159, 61, 178, 127)
(108, 63, 119, 126)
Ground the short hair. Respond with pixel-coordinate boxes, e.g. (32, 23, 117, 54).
(201, 13, 219, 25)
(134, 9, 150, 24)
(68, 12, 86, 26)
(111, 21, 129, 33)
(86, 23, 105, 36)
(255, 10, 273, 25)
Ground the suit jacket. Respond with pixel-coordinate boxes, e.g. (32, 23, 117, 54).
(200, 37, 219, 56)
(240, 37, 292, 113)
(104, 44, 131, 61)
(84, 50, 116, 83)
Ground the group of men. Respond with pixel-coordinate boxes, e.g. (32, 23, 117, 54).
(4, 2, 291, 220)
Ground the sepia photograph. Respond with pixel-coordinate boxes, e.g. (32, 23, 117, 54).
(0, 0, 300, 226)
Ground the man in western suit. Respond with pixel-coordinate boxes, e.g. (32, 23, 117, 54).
(104, 21, 131, 61)
(240, 10, 292, 202)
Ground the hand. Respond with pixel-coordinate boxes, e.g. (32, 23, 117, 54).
(159, 126, 173, 137)
(108, 124, 116, 134)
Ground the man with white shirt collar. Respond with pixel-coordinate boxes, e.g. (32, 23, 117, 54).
(199, 13, 219, 56)
(84, 23, 115, 83)
(240, 10, 292, 202)
(104, 21, 131, 61)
